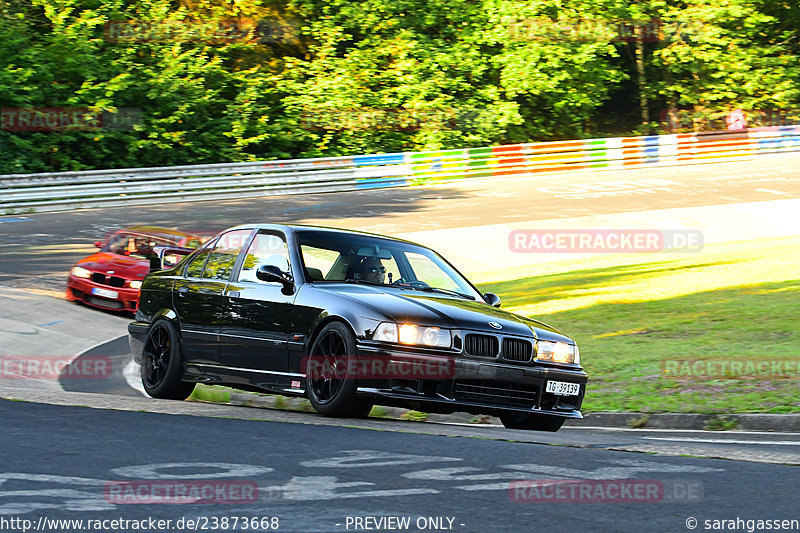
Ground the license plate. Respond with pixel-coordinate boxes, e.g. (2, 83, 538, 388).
(91, 287, 119, 299)
(545, 380, 580, 396)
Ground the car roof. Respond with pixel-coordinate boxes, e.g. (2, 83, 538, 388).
(116, 225, 200, 239)
(223, 223, 426, 247)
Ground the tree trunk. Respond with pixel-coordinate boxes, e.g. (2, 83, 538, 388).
(635, 25, 649, 133)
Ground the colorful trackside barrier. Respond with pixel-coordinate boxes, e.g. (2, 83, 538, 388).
(1, 125, 798, 212)
(353, 125, 800, 189)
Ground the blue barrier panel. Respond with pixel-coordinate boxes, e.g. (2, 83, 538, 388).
(354, 154, 406, 166)
(355, 177, 410, 189)
(643, 146, 661, 159)
(756, 136, 800, 147)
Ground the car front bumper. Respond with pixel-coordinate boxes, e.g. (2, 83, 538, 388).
(67, 275, 139, 312)
(353, 343, 587, 418)
(128, 321, 149, 365)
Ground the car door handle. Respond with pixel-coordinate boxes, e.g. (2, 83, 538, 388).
(178, 286, 189, 297)
(227, 291, 240, 299)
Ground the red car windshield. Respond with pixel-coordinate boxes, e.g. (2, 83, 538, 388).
(105, 232, 194, 259)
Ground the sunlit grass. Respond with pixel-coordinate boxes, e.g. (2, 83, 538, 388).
(189, 384, 232, 404)
(478, 236, 800, 414)
(490, 236, 800, 316)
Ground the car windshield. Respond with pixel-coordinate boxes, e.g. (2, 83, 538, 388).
(105, 231, 198, 259)
(296, 230, 482, 300)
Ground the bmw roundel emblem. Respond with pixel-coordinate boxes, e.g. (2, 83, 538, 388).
(489, 322, 502, 330)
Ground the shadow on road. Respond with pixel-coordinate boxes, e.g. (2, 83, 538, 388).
(59, 335, 141, 396)
(0, 186, 467, 279)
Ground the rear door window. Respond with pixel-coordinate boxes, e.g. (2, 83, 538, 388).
(202, 230, 253, 281)
(185, 246, 213, 278)
(237, 232, 291, 283)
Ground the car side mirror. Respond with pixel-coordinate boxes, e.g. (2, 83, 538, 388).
(94, 241, 103, 248)
(483, 292, 501, 308)
(149, 246, 193, 272)
(257, 264, 294, 293)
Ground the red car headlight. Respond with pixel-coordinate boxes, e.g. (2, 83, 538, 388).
(71, 266, 92, 279)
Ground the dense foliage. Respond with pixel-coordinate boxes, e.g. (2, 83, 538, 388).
(1, 0, 798, 172)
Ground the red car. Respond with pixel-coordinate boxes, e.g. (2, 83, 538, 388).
(67, 226, 204, 312)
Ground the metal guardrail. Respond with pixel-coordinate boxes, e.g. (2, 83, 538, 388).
(2, 125, 799, 213)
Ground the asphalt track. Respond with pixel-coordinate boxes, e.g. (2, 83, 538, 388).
(1, 154, 799, 532)
(58, 336, 141, 396)
(1, 153, 799, 282)
(1, 399, 798, 533)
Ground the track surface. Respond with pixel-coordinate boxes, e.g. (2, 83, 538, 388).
(1, 154, 799, 532)
(1, 400, 798, 533)
(1, 154, 799, 282)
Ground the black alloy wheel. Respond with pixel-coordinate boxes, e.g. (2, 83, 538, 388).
(141, 320, 195, 400)
(306, 322, 372, 418)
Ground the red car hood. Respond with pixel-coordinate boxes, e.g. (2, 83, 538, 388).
(75, 252, 149, 280)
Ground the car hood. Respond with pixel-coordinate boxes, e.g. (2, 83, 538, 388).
(74, 252, 149, 280)
(315, 284, 573, 343)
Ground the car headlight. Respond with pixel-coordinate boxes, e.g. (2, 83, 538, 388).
(536, 341, 579, 364)
(129, 280, 142, 289)
(70, 266, 92, 279)
(373, 322, 451, 348)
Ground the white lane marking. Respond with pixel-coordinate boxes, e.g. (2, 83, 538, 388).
(0, 468, 440, 513)
(565, 426, 800, 436)
(122, 358, 147, 396)
(300, 450, 461, 468)
(755, 188, 788, 195)
(112, 462, 273, 479)
(0, 454, 723, 513)
(258, 476, 438, 501)
(0, 473, 106, 486)
(643, 437, 800, 446)
(404, 458, 722, 491)
(428, 421, 502, 428)
(0, 473, 114, 514)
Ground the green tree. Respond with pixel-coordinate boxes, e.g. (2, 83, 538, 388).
(484, 0, 627, 139)
(1, 0, 798, 172)
(652, 0, 800, 130)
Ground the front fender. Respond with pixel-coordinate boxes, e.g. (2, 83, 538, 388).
(289, 285, 386, 373)
(128, 309, 180, 365)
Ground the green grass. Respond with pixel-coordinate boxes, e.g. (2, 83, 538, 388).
(479, 236, 800, 414)
(401, 410, 430, 422)
(369, 405, 390, 418)
(704, 415, 740, 431)
(189, 384, 232, 404)
(273, 395, 288, 409)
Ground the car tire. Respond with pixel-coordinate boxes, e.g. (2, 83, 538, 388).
(500, 413, 565, 432)
(305, 322, 373, 418)
(141, 319, 195, 400)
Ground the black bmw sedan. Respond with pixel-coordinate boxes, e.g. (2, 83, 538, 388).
(128, 224, 587, 431)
